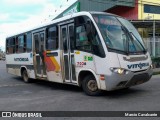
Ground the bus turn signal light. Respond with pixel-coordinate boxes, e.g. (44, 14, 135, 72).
(100, 75, 105, 80)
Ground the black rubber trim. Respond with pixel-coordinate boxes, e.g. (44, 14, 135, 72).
(46, 52, 58, 57)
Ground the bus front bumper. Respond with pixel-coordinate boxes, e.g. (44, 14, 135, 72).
(104, 68, 153, 91)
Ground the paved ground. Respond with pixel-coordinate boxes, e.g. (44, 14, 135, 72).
(0, 60, 160, 120)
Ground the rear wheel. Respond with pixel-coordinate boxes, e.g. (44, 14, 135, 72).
(22, 69, 30, 83)
(82, 75, 101, 96)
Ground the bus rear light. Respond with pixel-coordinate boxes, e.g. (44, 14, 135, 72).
(100, 75, 105, 80)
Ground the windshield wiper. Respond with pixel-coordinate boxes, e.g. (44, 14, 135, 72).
(121, 26, 146, 55)
(121, 26, 130, 55)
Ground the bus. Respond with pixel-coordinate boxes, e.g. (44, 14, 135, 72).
(6, 11, 153, 96)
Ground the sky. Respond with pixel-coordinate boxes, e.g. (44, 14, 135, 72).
(0, 0, 76, 51)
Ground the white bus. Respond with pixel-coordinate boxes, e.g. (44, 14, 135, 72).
(6, 12, 153, 95)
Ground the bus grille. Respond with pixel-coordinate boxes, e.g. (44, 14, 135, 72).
(126, 73, 151, 87)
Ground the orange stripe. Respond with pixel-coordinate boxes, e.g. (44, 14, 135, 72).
(50, 57, 60, 72)
(46, 57, 56, 71)
(44, 51, 58, 72)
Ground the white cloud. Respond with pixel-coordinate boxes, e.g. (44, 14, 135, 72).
(3, 0, 48, 6)
(0, 34, 6, 51)
(0, 15, 45, 51)
(0, 13, 10, 21)
(0, 0, 77, 51)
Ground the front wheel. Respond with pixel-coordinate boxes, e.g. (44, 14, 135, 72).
(82, 75, 101, 96)
(22, 70, 30, 83)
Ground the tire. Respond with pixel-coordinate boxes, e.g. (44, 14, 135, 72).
(22, 69, 30, 83)
(82, 75, 101, 96)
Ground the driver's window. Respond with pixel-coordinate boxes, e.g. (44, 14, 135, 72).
(75, 16, 92, 52)
(75, 16, 105, 57)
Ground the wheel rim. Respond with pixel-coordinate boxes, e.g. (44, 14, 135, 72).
(87, 80, 98, 92)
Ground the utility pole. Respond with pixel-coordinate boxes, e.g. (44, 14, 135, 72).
(153, 15, 156, 57)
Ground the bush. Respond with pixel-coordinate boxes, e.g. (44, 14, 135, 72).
(151, 57, 160, 68)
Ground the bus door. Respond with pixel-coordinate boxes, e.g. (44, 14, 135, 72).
(60, 23, 76, 83)
(33, 31, 47, 78)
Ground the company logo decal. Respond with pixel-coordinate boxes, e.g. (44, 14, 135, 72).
(84, 56, 93, 61)
(127, 63, 149, 69)
(14, 58, 29, 61)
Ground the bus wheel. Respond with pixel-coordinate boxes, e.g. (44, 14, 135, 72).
(82, 75, 101, 96)
(22, 70, 30, 83)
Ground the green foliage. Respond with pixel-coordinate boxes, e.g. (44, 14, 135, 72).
(151, 57, 160, 68)
(152, 57, 160, 62)
(153, 71, 160, 75)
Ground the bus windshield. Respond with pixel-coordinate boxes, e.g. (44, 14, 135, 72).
(92, 14, 146, 54)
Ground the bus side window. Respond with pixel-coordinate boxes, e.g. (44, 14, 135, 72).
(69, 25, 75, 52)
(86, 20, 105, 57)
(62, 28, 67, 53)
(91, 27, 106, 58)
(7, 38, 15, 54)
(15, 37, 18, 53)
(75, 16, 105, 57)
(24, 35, 26, 52)
(46, 26, 58, 50)
(17, 35, 26, 53)
(75, 16, 92, 52)
(34, 34, 39, 53)
(26, 32, 32, 52)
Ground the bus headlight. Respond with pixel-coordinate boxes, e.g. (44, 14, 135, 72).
(110, 68, 129, 75)
(150, 64, 153, 69)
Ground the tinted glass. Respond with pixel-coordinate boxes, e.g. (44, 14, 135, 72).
(69, 25, 75, 53)
(144, 4, 160, 14)
(26, 32, 32, 52)
(93, 15, 127, 52)
(46, 26, 58, 50)
(62, 27, 68, 53)
(93, 14, 146, 54)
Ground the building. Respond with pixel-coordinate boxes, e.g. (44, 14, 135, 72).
(107, 0, 160, 57)
(56, 0, 160, 58)
(56, 0, 136, 19)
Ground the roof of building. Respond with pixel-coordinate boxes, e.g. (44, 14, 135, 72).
(131, 20, 160, 28)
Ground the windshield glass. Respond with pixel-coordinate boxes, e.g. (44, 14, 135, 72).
(92, 14, 146, 54)
(117, 17, 146, 52)
(117, 17, 144, 45)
